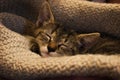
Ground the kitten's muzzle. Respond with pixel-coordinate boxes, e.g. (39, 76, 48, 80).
(47, 42, 57, 52)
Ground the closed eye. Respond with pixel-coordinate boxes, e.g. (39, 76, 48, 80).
(58, 43, 75, 55)
(37, 32, 51, 42)
(58, 44, 67, 48)
(45, 33, 51, 41)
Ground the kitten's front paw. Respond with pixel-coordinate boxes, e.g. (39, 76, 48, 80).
(30, 43, 41, 54)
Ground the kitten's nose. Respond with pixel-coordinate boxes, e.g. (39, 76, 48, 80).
(47, 42, 57, 52)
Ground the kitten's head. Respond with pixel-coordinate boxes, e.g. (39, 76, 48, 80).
(50, 32, 100, 56)
(34, 1, 60, 57)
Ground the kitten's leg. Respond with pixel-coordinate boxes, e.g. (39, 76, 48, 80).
(30, 41, 41, 54)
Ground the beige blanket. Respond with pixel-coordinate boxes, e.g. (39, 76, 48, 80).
(0, 24, 120, 80)
(0, 0, 120, 80)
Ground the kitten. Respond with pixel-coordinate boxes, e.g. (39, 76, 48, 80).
(49, 31, 101, 57)
(31, 1, 60, 57)
(44, 31, 120, 57)
(0, 1, 60, 56)
(61, 33, 120, 55)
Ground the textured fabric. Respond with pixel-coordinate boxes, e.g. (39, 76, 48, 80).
(0, 12, 36, 36)
(0, 0, 44, 22)
(0, 24, 120, 80)
(49, 0, 120, 38)
(0, 0, 120, 38)
(0, 0, 120, 80)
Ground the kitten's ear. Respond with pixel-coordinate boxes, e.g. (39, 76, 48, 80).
(36, 1, 54, 27)
(77, 33, 100, 49)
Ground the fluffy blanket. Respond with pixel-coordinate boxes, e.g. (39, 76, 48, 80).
(0, 24, 120, 80)
(0, 0, 120, 38)
(0, 0, 120, 80)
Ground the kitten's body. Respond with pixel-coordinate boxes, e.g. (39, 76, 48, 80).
(88, 36, 120, 54)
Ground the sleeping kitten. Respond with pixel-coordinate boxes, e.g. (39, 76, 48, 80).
(49, 31, 101, 56)
(32, 1, 120, 57)
(40, 29, 120, 57)
(0, 1, 60, 56)
(54, 32, 120, 56)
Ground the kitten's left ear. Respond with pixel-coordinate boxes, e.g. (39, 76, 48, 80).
(77, 33, 100, 49)
(36, 0, 55, 27)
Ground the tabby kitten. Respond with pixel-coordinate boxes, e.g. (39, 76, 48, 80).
(28, 1, 120, 57)
(31, 1, 100, 57)
(32, 1, 120, 57)
(31, 1, 60, 57)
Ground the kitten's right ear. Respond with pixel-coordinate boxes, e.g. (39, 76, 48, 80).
(77, 33, 100, 50)
(36, 1, 54, 27)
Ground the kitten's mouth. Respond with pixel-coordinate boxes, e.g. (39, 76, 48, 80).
(40, 46, 60, 57)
